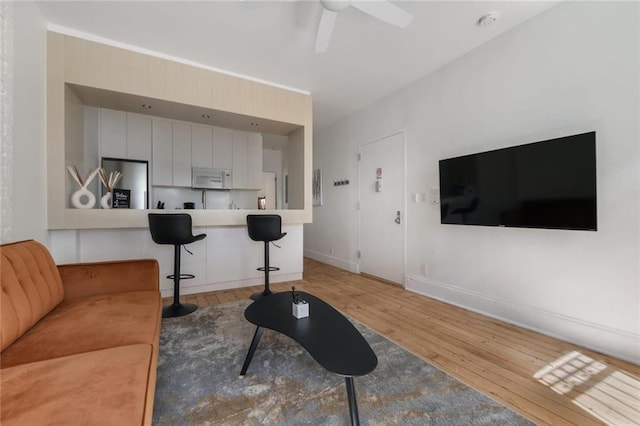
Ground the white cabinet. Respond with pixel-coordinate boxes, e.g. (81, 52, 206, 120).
(172, 123, 192, 187)
(126, 113, 152, 160)
(127, 113, 262, 191)
(153, 121, 191, 187)
(149, 118, 262, 190)
(231, 130, 262, 189)
(247, 132, 263, 190)
(232, 131, 248, 189)
(152, 119, 173, 186)
(213, 127, 233, 170)
(191, 125, 213, 169)
(99, 109, 127, 159)
(99, 108, 151, 161)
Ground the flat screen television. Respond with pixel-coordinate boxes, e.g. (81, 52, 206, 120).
(439, 132, 596, 231)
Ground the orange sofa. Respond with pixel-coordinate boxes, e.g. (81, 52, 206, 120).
(1, 240, 162, 426)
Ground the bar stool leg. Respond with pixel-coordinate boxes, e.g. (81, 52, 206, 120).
(173, 243, 181, 305)
(250, 241, 274, 301)
(263, 241, 271, 295)
(162, 244, 198, 318)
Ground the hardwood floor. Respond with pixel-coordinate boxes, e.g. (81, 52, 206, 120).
(164, 258, 640, 425)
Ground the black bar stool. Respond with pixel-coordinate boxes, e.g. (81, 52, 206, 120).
(246, 214, 287, 300)
(148, 213, 206, 318)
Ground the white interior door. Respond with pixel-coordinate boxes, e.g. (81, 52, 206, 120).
(259, 172, 276, 209)
(359, 132, 405, 284)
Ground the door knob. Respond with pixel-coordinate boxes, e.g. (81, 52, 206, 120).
(395, 211, 401, 224)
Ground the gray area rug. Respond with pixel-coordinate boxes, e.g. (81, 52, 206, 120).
(153, 299, 533, 425)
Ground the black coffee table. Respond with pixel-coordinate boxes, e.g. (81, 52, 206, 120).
(239, 291, 377, 425)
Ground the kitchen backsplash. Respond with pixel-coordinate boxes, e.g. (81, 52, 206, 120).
(153, 187, 258, 210)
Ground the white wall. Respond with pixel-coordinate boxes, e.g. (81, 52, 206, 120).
(263, 147, 283, 208)
(287, 127, 305, 209)
(10, 1, 48, 243)
(305, 2, 639, 362)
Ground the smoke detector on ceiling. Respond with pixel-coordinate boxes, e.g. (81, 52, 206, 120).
(478, 12, 499, 28)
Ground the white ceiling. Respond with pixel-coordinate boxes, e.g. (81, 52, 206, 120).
(36, 1, 559, 130)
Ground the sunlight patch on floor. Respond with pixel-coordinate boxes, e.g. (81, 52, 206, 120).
(534, 351, 640, 426)
(534, 351, 607, 395)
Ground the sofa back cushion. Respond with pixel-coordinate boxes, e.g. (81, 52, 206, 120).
(1, 240, 64, 351)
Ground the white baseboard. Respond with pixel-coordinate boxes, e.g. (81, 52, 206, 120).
(406, 274, 640, 365)
(160, 272, 303, 298)
(303, 249, 359, 273)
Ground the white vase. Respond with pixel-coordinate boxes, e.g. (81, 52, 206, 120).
(100, 192, 112, 209)
(71, 187, 96, 209)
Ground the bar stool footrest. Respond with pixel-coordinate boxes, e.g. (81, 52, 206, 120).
(257, 267, 280, 272)
(166, 273, 196, 280)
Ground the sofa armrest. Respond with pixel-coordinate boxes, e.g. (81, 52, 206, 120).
(58, 259, 159, 301)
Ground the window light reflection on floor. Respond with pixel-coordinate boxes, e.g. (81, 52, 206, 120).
(534, 351, 640, 426)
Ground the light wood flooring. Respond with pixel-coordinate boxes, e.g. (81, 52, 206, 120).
(164, 258, 640, 425)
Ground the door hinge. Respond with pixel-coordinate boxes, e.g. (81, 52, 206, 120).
(357, 153, 361, 161)
(356, 201, 361, 210)
(357, 250, 361, 259)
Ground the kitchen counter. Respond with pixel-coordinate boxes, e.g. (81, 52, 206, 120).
(50, 223, 304, 299)
(50, 208, 310, 230)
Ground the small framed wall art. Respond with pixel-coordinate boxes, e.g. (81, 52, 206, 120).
(312, 168, 323, 206)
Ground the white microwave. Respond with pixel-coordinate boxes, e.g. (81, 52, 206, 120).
(191, 167, 232, 190)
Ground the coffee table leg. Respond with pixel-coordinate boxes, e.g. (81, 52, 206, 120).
(345, 376, 360, 426)
(240, 326, 264, 376)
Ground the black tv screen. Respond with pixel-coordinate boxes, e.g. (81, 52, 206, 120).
(439, 132, 597, 231)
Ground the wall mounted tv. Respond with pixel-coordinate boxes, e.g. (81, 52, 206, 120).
(439, 131, 596, 231)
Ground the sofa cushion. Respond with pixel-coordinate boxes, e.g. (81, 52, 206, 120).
(1, 344, 153, 426)
(1, 240, 65, 351)
(1, 290, 161, 368)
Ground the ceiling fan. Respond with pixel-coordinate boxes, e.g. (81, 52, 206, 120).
(315, 0, 413, 53)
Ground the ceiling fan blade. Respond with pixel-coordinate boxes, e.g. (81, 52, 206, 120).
(315, 8, 338, 53)
(351, 0, 413, 28)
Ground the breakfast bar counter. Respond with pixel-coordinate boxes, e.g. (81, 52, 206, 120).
(49, 208, 310, 230)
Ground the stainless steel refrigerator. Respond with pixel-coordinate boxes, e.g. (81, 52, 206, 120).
(101, 158, 149, 209)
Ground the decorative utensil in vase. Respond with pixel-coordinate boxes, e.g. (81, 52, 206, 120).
(98, 168, 122, 209)
(67, 166, 100, 209)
